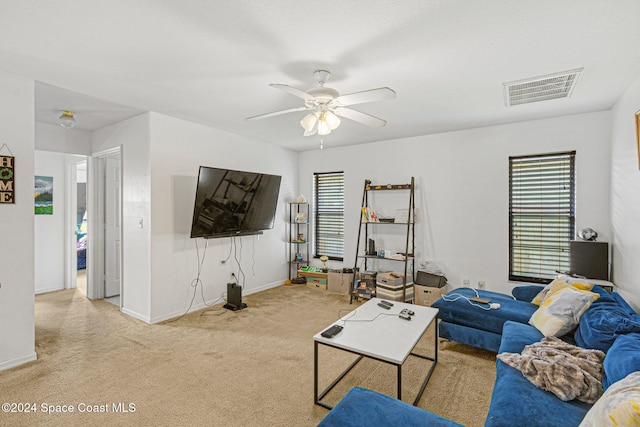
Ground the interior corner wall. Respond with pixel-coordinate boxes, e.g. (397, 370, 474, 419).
(147, 112, 298, 323)
(610, 74, 640, 311)
(298, 111, 611, 296)
(92, 113, 152, 322)
(0, 71, 36, 370)
(35, 122, 91, 155)
(34, 151, 66, 294)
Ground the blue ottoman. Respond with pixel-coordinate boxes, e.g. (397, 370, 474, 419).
(432, 288, 538, 352)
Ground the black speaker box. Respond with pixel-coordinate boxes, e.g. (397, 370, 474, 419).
(570, 241, 609, 281)
(224, 282, 247, 311)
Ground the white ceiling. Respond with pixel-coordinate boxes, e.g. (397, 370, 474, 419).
(3, 0, 640, 151)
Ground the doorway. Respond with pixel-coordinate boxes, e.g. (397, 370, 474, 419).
(86, 147, 123, 306)
(76, 160, 88, 295)
(63, 154, 88, 294)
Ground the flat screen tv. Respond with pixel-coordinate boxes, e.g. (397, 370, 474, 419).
(190, 166, 282, 239)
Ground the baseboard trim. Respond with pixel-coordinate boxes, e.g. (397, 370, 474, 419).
(35, 286, 64, 295)
(121, 307, 152, 324)
(0, 352, 37, 372)
(148, 280, 283, 324)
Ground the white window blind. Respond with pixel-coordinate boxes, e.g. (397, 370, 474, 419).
(509, 151, 576, 283)
(314, 171, 344, 260)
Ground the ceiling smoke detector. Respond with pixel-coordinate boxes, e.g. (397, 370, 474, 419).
(504, 68, 583, 107)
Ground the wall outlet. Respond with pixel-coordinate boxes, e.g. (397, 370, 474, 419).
(463, 278, 470, 287)
(478, 280, 486, 290)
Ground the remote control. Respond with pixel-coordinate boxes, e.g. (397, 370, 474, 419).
(321, 324, 343, 338)
(399, 312, 412, 321)
(380, 300, 394, 307)
(377, 302, 391, 309)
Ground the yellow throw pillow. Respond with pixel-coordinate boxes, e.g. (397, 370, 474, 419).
(532, 276, 596, 306)
(529, 287, 599, 337)
(579, 371, 640, 426)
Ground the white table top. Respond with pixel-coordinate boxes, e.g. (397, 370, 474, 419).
(313, 298, 439, 365)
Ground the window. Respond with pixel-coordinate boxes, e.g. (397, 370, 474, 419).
(509, 151, 576, 283)
(314, 171, 344, 260)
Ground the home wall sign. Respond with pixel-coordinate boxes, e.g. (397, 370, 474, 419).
(0, 143, 14, 204)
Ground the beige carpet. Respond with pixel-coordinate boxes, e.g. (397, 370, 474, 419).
(0, 282, 496, 426)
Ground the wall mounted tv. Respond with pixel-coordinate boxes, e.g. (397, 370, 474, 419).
(190, 166, 282, 239)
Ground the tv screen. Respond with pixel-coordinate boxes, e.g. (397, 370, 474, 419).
(190, 166, 282, 239)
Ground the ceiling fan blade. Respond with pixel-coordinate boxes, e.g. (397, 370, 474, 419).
(334, 107, 387, 128)
(270, 84, 316, 102)
(245, 106, 310, 121)
(335, 87, 396, 106)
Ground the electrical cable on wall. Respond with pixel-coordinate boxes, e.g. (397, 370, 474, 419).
(251, 236, 257, 277)
(163, 239, 223, 323)
(231, 236, 246, 289)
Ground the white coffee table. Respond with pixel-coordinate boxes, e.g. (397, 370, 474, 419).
(313, 297, 439, 409)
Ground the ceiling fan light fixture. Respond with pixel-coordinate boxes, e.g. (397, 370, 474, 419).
(323, 111, 341, 130)
(300, 112, 318, 132)
(59, 110, 76, 129)
(317, 119, 331, 136)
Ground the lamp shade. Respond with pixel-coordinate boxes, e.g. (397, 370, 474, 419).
(300, 112, 318, 132)
(317, 119, 331, 135)
(324, 111, 341, 130)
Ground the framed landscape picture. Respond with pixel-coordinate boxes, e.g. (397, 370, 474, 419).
(34, 175, 53, 215)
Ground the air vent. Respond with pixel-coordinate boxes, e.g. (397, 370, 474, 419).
(504, 68, 582, 107)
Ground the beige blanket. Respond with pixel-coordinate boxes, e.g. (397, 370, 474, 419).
(497, 336, 605, 404)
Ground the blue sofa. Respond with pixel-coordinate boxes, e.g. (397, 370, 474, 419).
(318, 284, 640, 427)
(485, 286, 640, 426)
(433, 287, 539, 352)
(317, 387, 462, 427)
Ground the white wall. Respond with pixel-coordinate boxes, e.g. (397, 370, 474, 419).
(34, 151, 66, 294)
(610, 75, 640, 310)
(92, 112, 298, 323)
(35, 122, 91, 155)
(0, 70, 36, 370)
(147, 113, 298, 323)
(92, 114, 152, 321)
(299, 111, 612, 296)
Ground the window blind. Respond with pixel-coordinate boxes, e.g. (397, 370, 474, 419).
(314, 171, 344, 260)
(509, 151, 575, 283)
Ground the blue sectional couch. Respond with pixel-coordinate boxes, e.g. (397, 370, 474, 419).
(317, 387, 463, 427)
(433, 287, 538, 352)
(318, 284, 640, 426)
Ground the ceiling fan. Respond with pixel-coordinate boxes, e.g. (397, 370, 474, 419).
(246, 70, 396, 136)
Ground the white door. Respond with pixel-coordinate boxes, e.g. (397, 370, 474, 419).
(104, 156, 121, 298)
